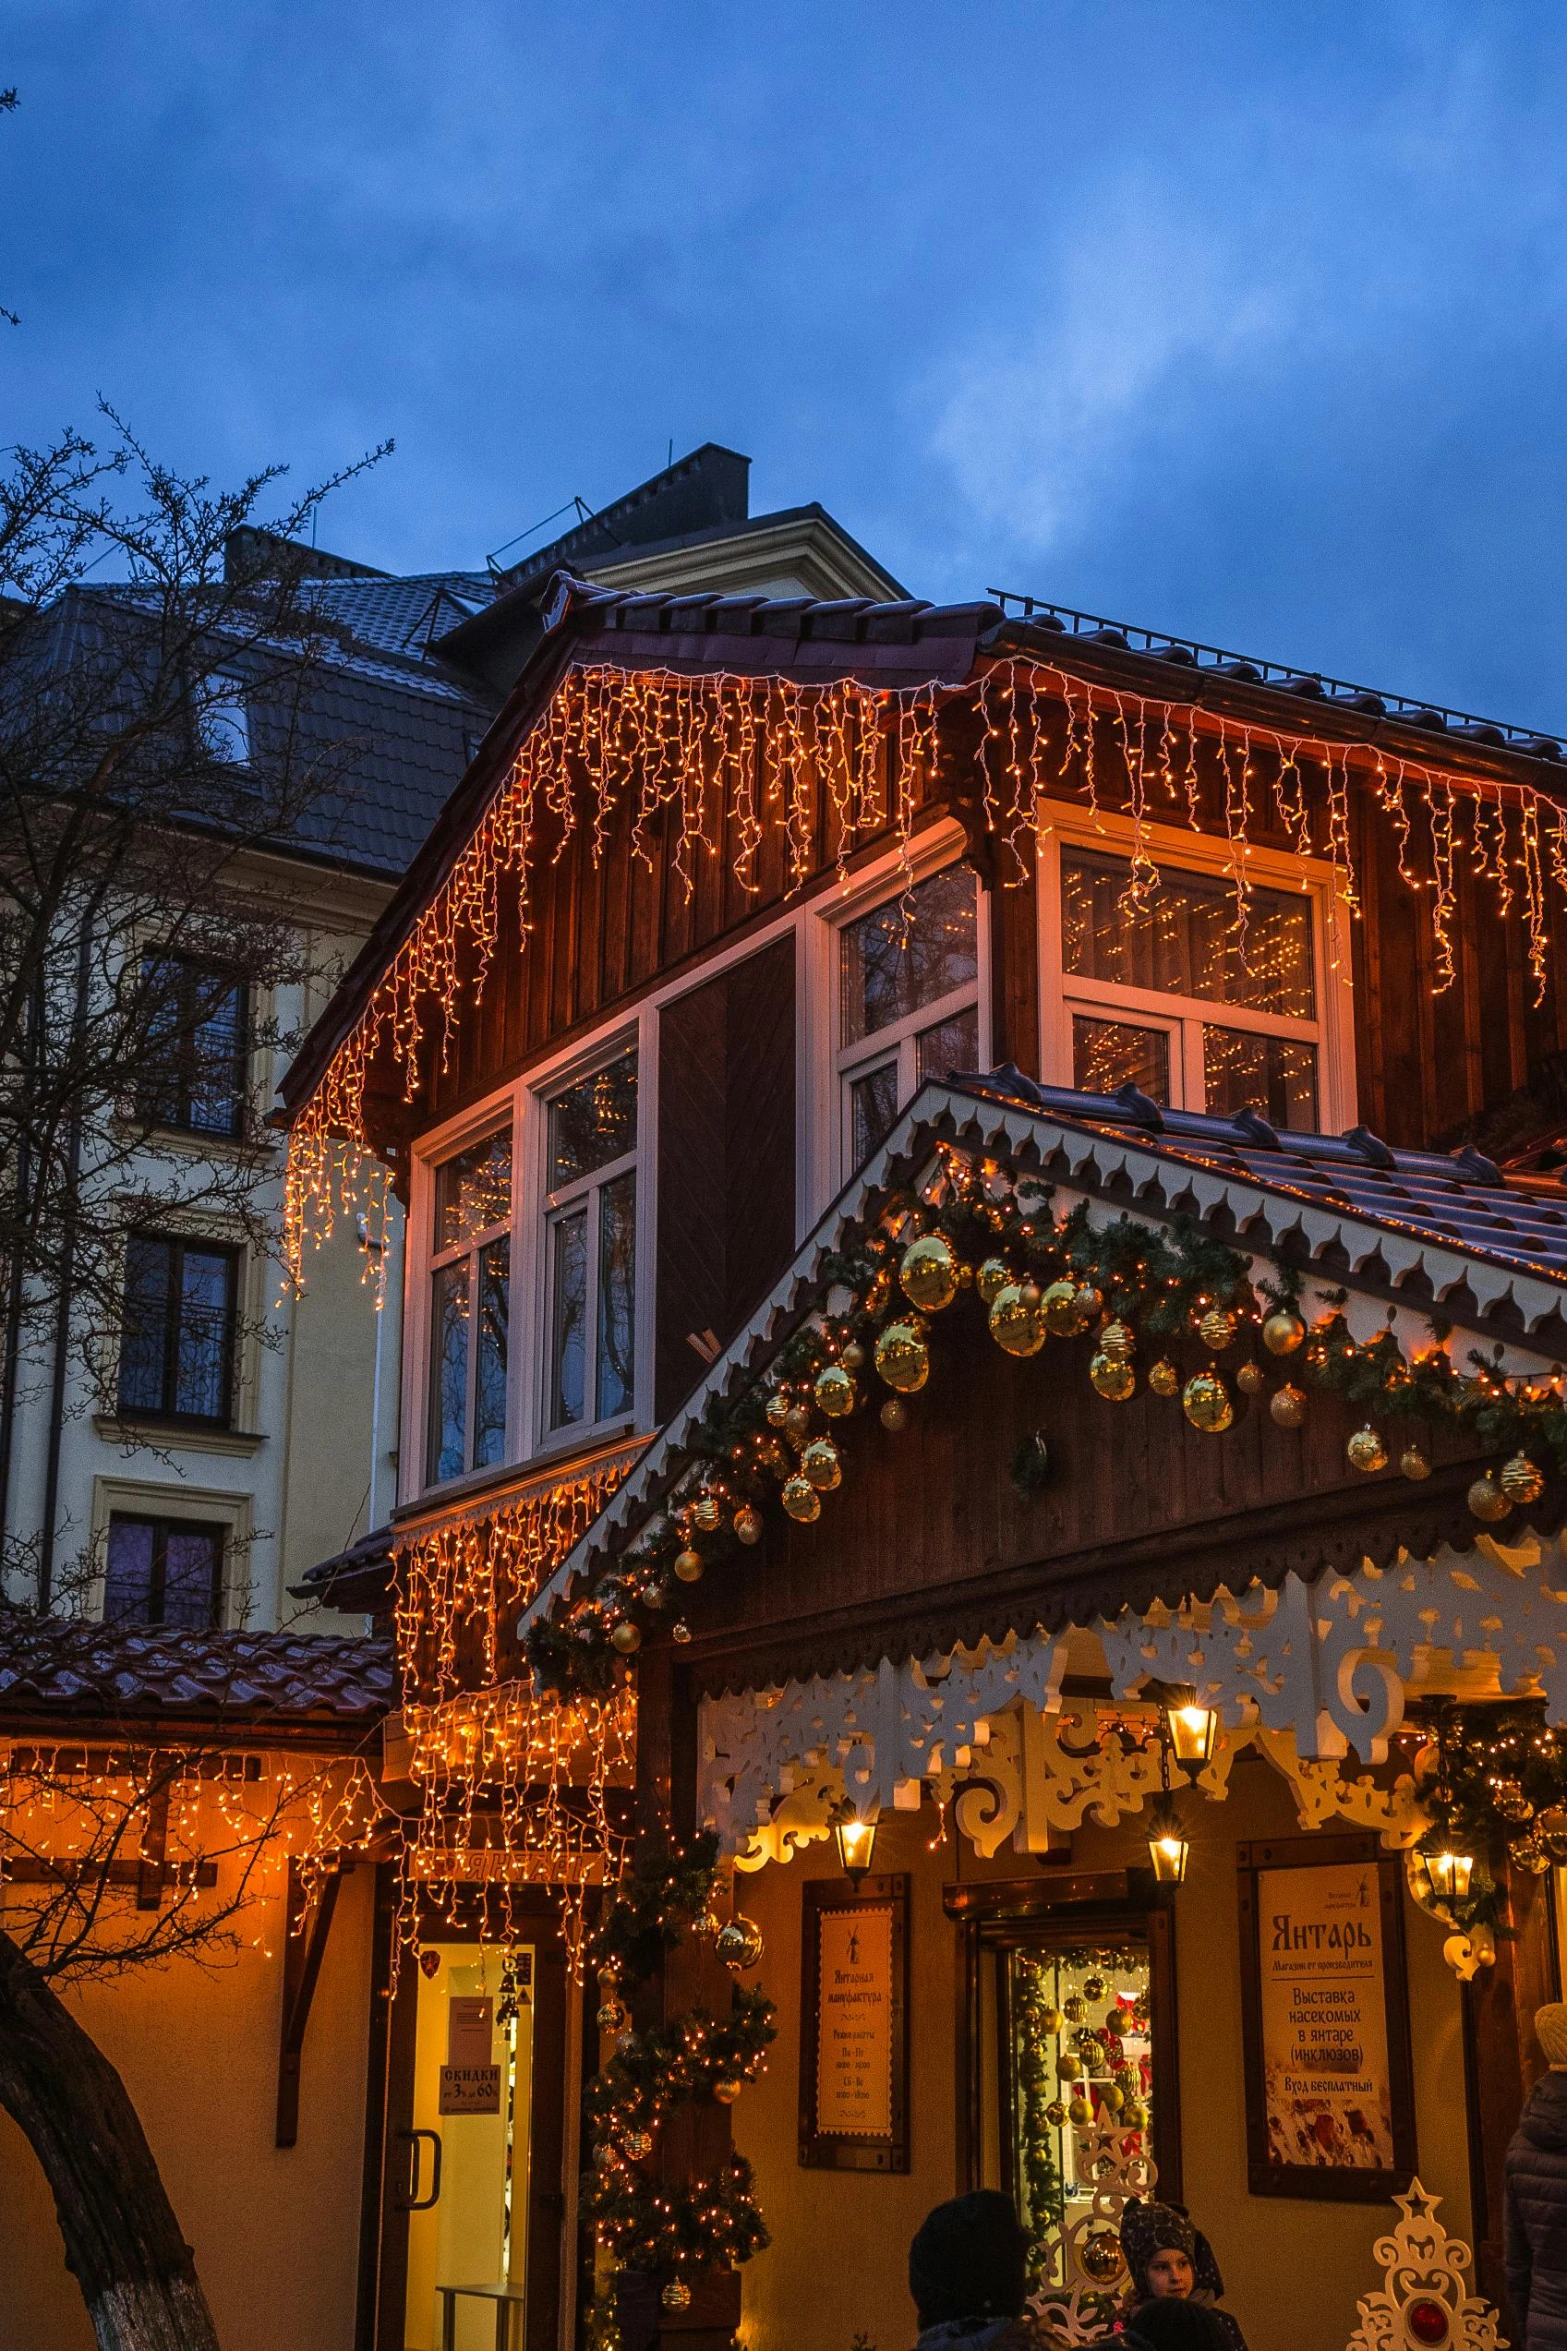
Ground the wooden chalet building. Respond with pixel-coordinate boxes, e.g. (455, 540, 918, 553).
(278, 574, 1567, 2351)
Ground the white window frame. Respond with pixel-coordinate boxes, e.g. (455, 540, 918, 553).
(1036, 808, 1356, 1130)
(536, 1037, 641, 1452)
(424, 1122, 513, 1487)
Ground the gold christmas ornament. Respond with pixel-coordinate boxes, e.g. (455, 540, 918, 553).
(1262, 1310, 1306, 1355)
(1347, 1425, 1390, 1474)
(765, 1393, 791, 1427)
(989, 1285, 1046, 1357)
(1182, 1371, 1234, 1434)
(716, 1915, 764, 1972)
(734, 1505, 763, 1545)
(1197, 1306, 1238, 1352)
(1399, 1446, 1431, 1482)
(782, 1474, 821, 1523)
(1080, 2231, 1124, 2283)
(1075, 1285, 1106, 1324)
(711, 2079, 743, 2106)
(610, 1620, 642, 1655)
(875, 1321, 930, 1392)
(1539, 1807, 1567, 1863)
(1123, 2098, 1149, 2129)
(1511, 1834, 1552, 1875)
(1501, 1451, 1546, 1506)
(674, 1548, 704, 1583)
(624, 2129, 654, 2161)
(691, 1494, 721, 1533)
(1062, 1993, 1086, 2023)
(784, 1403, 812, 1441)
(1491, 1778, 1534, 1823)
(1269, 1383, 1307, 1430)
(1042, 1279, 1091, 1336)
(841, 1340, 866, 1372)
(596, 1999, 628, 2034)
(880, 1397, 908, 1433)
(1468, 1475, 1512, 1523)
(1044, 2098, 1068, 2127)
(899, 1232, 959, 1312)
(1235, 1360, 1266, 1396)
(1057, 2051, 1082, 2082)
(814, 1363, 856, 1418)
(801, 1438, 842, 1492)
(671, 1621, 692, 1644)
(976, 1257, 1012, 1307)
(1148, 1358, 1180, 1398)
(1082, 1973, 1105, 2001)
(1099, 1319, 1136, 1364)
(661, 2283, 692, 2313)
(1039, 2004, 1063, 2034)
(1089, 1352, 1136, 1402)
(1068, 2095, 1094, 2128)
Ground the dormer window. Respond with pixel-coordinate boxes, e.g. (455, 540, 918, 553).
(836, 864, 980, 1168)
(427, 1128, 511, 1483)
(544, 1046, 638, 1435)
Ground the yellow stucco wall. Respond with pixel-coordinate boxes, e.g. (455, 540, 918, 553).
(732, 1751, 1474, 2351)
(0, 1861, 373, 2351)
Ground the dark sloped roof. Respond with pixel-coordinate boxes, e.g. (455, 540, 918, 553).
(305, 571, 495, 660)
(0, 1618, 393, 1741)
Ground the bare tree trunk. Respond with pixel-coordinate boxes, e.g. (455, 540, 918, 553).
(0, 1930, 222, 2351)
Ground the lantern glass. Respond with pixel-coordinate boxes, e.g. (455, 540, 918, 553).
(1146, 1799, 1189, 1885)
(1428, 1849, 1474, 1903)
(833, 1814, 878, 1885)
(1168, 1702, 1218, 1770)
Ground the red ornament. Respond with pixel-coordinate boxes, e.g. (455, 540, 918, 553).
(1405, 2300, 1449, 2347)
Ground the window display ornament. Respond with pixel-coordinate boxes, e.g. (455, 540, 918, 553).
(1345, 2179, 1502, 2351)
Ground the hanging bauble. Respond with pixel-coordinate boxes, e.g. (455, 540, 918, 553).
(711, 2078, 743, 2106)
(641, 1580, 668, 1610)
(1347, 1425, 1389, 1474)
(691, 1493, 722, 1533)
(661, 2282, 692, 2313)
(815, 1363, 856, 1418)
(1236, 1361, 1266, 1396)
(1399, 1446, 1432, 1482)
(1502, 1451, 1546, 1506)
(1081, 2231, 1124, 2283)
(1100, 2082, 1125, 2115)
(841, 1340, 866, 1372)
(595, 1995, 628, 2034)
(1068, 2095, 1095, 2127)
(1491, 1777, 1534, 1823)
(1043, 1279, 1092, 1337)
(615, 2026, 638, 2055)
(1089, 1352, 1136, 1402)
(1269, 1384, 1307, 1430)
(1149, 1359, 1180, 1398)
(765, 1392, 791, 1427)
(1082, 1973, 1106, 2002)
(1123, 2098, 1149, 2129)
(671, 1621, 692, 1644)
(1075, 1285, 1106, 1324)
(782, 1474, 821, 1523)
(900, 1232, 959, 1312)
(1197, 1307, 1238, 1352)
(716, 1915, 764, 1972)
(1114, 2066, 1138, 2096)
(875, 1321, 930, 1392)
(1538, 1807, 1567, 1863)
(880, 1397, 908, 1433)
(976, 1257, 1012, 1307)
(1062, 1992, 1087, 2023)
(990, 1285, 1046, 1357)
(674, 1548, 704, 1583)
(1044, 2098, 1068, 2127)
(1468, 1475, 1511, 1523)
(1057, 2051, 1082, 2082)
(1073, 2025, 1101, 2057)
(611, 1619, 642, 1655)
(1183, 1372, 1234, 1434)
(1511, 1834, 1552, 1875)
(623, 2129, 654, 2161)
(1039, 2004, 1063, 2034)
(1099, 1320, 1136, 1364)
(784, 1403, 812, 1440)
(734, 1505, 763, 1546)
(801, 1438, 842, 1492)
(1262, 1310, 1306, 1355)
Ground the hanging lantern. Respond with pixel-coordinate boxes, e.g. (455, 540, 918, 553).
(1347, 1425, 1389, 1474)
(1098, 1319, 1136, 1364)
(1089, 1352, 1136, 1402)
(1411, 1843, 1475, 1907)
(990, 1285, 1046, 1357)
(832, 1810, 878, 1887)
(1182, 1372, 1233, 1434)
(976, 1257, 1012, 1306)
(1146, 1795, 1190, 1884)
(674, 1548, 704, 1583)
(1197, 1306, 1238, 1352)
(716, 1915, 765, 1972)
(900, 1233, 959, 1312)
(1148, 1359, 1180, 1398)
(815, 1363, 856, 1418)
(1501, 1452, 1546, 1506)
(734, 1505, 763, 1545)
(1262, 1310, 1306, 1355)
(782, 1474, 821, 1523)
(691, 1493, 722, 1533)
(1399, 1446, 1432, 1482)
(880, 1397, 908, 1433)
(801, 1438, 842, 1491)
(1468, 1475, 1511, 1523)
(1166, 1696, 1219, 1773)
(1042, 1280, 1091, 1336)
(875, 1322, 930, 1391)
(1235, 1361, 1265, 1396)
(1269, 1384, 1307, 1429)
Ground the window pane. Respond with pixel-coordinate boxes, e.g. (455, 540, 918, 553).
(140, 955, 186, 1128)
(597, 1173, 636, 1423)
(435, 1129, 512, 1251)
(118, 1237, 172, 1415)
(162, 1527, 222, 1628)
(1062, 851, 1315, 1020)
(549, 1210, 588, 1429)
(103, 1518, 157, 1624)
(187, 972, 246, 1137)
(1071, 1016, 1171, 1104)
(1203, 1026, 1318, 1131)
(849, 1059, 900, 1168)
(915, 1006, 980, 1087)
(473, 1236, 510, 1470)
(429, 1261, 470, 1480)
(548, 1050, 638, 1189)
(841, 866, 978, 1046)
(174, 1247, 234, 1421)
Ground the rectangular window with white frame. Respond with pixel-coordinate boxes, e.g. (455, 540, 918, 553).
(1039, 819, 1352, 1131)
(542, 1043, 638, 1438)
(427, 1126, 512, 1484)
(834, 860, 984, 1172)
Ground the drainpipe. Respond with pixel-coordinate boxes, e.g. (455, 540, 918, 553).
(0, 967, 41, 1565)
(37, 903, 94, 1614)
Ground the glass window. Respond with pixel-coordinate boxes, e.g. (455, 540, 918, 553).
(117, 1235, 238, 1424)
(427, 1125, 512, 1484)
(139, 954, 248, 1137)
(544, 1050, 638, 1436)
(1203, 1026, 1318, 1129)
(201, 677, 250, 765)
(1062, 851, 1314, 1019)
(836, 864, 983, 1174)
(1071, 1016, 1171, 1104)
(103, 1515, 225, 1628)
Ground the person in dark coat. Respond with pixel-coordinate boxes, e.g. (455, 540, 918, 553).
(1505, 2001, 1567, 2349)
(906, 2190, 1068, 2350)
(1119, 2199, 1250, 2351)
(1121, 2304, 1232, 2351)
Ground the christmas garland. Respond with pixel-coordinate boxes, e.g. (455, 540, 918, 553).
(582, 1831, 775, 2306)
(528, 1147, 1567, 1698)
(1411, 1699, 1567, 1903)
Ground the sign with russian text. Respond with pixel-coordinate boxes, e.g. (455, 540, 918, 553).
(439, 1993, 501, 2116)
(815, 1902, 894, 2136)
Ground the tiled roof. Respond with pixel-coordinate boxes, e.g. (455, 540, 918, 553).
(0, 1618, 393, 1737)
(305, 571, 495, 661)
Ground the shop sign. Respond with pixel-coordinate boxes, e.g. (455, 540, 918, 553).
(439, 1993, 502, 2117)
(1238, 1835, 1416, 2200)
(799, 1874, 909, 2172)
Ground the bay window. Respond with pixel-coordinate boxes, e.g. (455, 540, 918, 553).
(836, 863, 981, 1169)
(544, 1046, 637, 1435)
(427, 1126, 512, 1484)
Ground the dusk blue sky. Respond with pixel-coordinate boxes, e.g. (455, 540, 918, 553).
(8, 6, 1567, 725)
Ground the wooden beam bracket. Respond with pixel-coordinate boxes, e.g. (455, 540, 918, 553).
(276, 1855, 347, 2148)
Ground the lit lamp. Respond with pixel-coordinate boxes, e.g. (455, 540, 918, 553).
(833, 1808, 878, 1888)
(1165, 1697, 1219, 1777)
(1411, 1842, 1475, 1909)
(1146, 1796, 1190, 1886)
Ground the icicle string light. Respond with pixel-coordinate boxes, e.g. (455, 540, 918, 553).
(285, 655, 1567, 1284)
